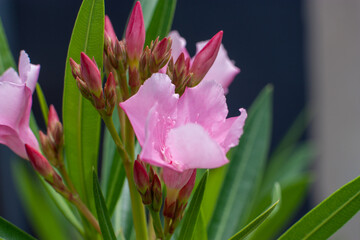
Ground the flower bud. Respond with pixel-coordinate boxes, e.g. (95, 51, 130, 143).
(126, 1, 145, 63)
(178, 170, 196, 205)
(163, 199, 176, 219)
(69, 58, 82, 79)
(134, 160, 152, 205)
(128, 66, 140, 89)
(151, 37, 172, 68)
(104, 72, 116, 115)
(80, 52, 103, 98)
(105, 15, 117, 43)
(39, 131, 57, 166)
(190, 31, 223, 86)
(167, 53, 191, 94)
(76, 77, 92, 100)
(25, 144, 61, 185)
(152, 174, 162, 212)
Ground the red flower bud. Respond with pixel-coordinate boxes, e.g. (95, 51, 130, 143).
(69, 57, 81, 79)
(25, 144, 56, 180)
(126, 1, 145, 63)
(105, 15, 117, 43)
(190, 31, 223, 86)
(104, 72, 117, 115)
(80, 52, 102, 98)
(152, 174, 162, 212)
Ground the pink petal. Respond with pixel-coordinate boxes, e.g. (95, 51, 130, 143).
(195, 42, 240, 93)
(0, 68, 22, 85)
(213, 108, 247, 152)
(0, 82, 29, 129)
(166, 123, 228, 170)
(163, 167, 195, 189)
(176, 80, 228, 131)
(168, 31, 190, 61)
(19, 50, 40, 93)
(120, 73, 178, 145)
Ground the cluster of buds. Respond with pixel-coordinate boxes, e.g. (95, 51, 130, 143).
(139, 37, 172, 81)
(133, 158, 162, 212)
(167, 31, 223, 95)
(25, 144, 65, 191)
(163, 170, 196, 234)
(70, 53, 116, 115)
(39, 105, 64, 168)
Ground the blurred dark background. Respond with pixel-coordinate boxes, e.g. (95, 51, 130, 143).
(0, 0, 306, 236)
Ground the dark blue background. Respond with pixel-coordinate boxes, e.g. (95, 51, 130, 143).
(0, 0, 306, 236)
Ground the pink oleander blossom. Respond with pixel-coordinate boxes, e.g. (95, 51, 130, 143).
(120, 73, 247, 189)
(168, 31, 240, 93)
(0, 51, 40, 159)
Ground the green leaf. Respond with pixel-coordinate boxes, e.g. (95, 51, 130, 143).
(202, 165, 228, 226)
(249, 175, 310, 240)
(144, 0, 177, 46)
(0, 18, 16, 73)
(229, 183, 281, 240)
(40, 177, 84, 236)
(279, 174, 360, 240)
(93, 171, 117, 240)
(207, 85, 273, 240)
(192, 208, 208, 240)
(101, 110, 126, 216)
(0, 216, 37, 240)
(35, 83, 49, 125)
(62, 0, 104, 214)
(139, 0, 159, 29)
(13, 161, 70, 240)
(178, 170, 209, 240)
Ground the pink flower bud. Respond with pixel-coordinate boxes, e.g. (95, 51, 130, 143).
(190, 31, 223, 86)
(152, 174, 162, 212)
(69, 57, 82, 79)
(105, 15, 117, 43)
(48, 105, 59, 130)
(104, 72, 117, 115)
(25, 144, 54, 178)
(39, 131, 57, 166)
(80, 52, 102, 98)
(178, 169, 196, 204)
(126, 1, 145, 62)
(134, 160, 150, 193)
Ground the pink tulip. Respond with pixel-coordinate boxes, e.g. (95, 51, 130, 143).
(120, 73, 247, 188)
(0, 51, 39, 159)
(169, 31, 240, 93)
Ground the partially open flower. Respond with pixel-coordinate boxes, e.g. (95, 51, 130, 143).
(0, 51, 39, 159)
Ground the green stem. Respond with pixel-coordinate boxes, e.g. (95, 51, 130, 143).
(149, 208, 164, 239)
(101, 113, 148, 240)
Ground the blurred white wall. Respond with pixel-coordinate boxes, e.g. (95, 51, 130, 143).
(307, 1, 360, 239)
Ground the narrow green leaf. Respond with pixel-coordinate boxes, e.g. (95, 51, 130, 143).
(0, 18, 15, 72)
(0, 217, 37, 240)
(144, 0, 177, 46)
(35, 83, 49, 125)
(202, 165, 228, 226)
(208, 85, 273, 240)
(279, 174, 360, 240)
(178, 170, 209, 240)
(13, 161, 69, 240)
(93, 171, 117, 240)
(62, 0, 104, 214)
(192, 208, 208, 240)
(139, 0, 159, 29)
(249, 175, 310, 240)
(40, 177, 84, 236)
(229, 183, 281, 240)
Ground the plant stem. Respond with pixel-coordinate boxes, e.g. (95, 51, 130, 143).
(149, 208, 164, 239)
(101, 113, 148, 240)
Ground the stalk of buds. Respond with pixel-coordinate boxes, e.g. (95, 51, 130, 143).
(25, 144, 65, 191)
(163, 170, 196, 234)
(133, 158, 163, 211)
(166, 53, 192, 95)
(139, 37, 172, 82)
(70, 53, 116, 116)
(39, 105, 64, 168)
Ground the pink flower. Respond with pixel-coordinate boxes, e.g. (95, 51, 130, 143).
(169, 31, 240, 93)
(0, 51, 40, 159)
(120, 73, 247, 188)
